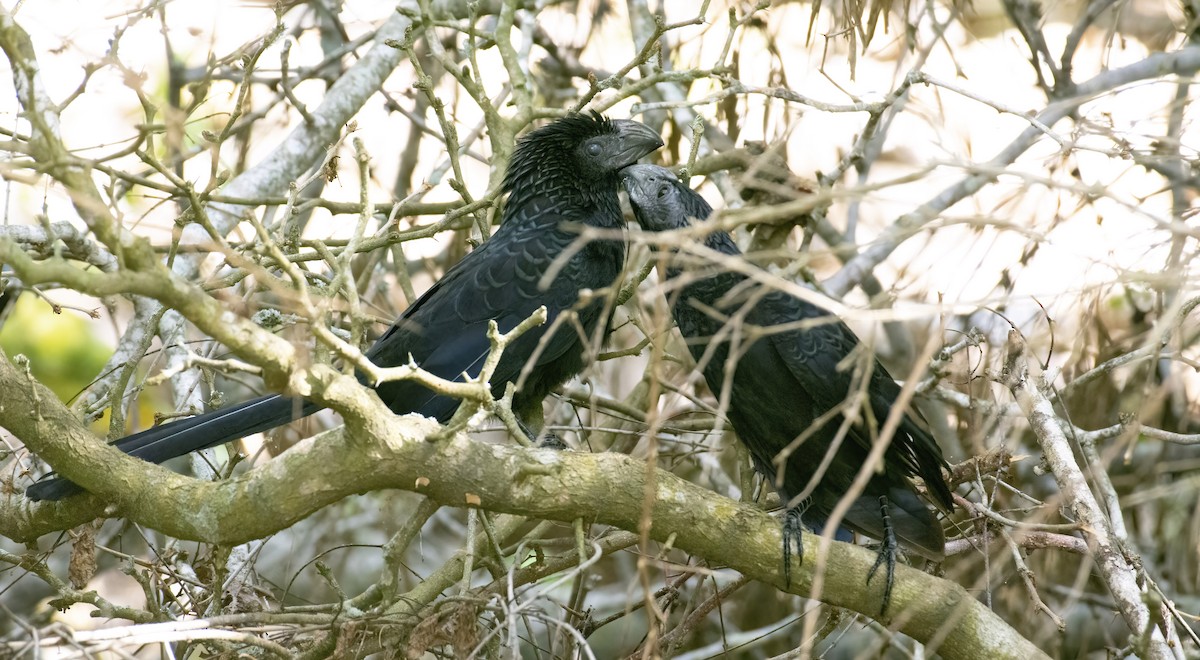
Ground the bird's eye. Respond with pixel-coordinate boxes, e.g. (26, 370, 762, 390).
(586, 142, 603, 157)
(657, 185, 669, 199)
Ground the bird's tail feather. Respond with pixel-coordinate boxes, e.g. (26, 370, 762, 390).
(25, 394, 320, 501)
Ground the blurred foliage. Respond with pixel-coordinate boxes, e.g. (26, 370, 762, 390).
(0, 295, 110, 404)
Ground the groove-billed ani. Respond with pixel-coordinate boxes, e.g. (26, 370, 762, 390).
(622, 164, 953, 612)
(26, 113, 663, 501)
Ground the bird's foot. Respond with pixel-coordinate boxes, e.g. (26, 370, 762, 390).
(866, 495, 898, 616)
(537, 432, 568, 450)
(782, 505, 806, 589)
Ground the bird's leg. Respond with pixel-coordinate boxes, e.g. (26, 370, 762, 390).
(866, 495, 898, 616)
(517, 415, 570, 450)
(515, 411, 567, 449)
(515, 399, 569, 449)
(515, 418, 538, 442)
(781, 502, 808, 588)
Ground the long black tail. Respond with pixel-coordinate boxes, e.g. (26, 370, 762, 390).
(25, 395, 321, 501)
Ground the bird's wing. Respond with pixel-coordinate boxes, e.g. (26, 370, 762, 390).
(758, 290, 910, 450)
(365, 196, 609, 413)
(755, 290, 871, 411)
(760, 289, 953, 508)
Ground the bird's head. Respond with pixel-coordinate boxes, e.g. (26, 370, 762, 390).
(503, 113, 663, 197)
(622, 164, 713, 232)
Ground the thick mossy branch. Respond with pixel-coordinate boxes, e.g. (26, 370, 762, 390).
(0, 349, 1043, 659)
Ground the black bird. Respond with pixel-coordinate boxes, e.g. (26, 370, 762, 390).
(26, 113, 663, 501)
(622, 164, 953, 611)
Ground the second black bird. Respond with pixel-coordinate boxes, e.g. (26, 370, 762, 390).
(27, 113, 663, 501)
(623, 164, 953, 612)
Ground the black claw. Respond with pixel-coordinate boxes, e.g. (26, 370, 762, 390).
(866, 496, 898, 615)
(781, 505, 806, 588)
(537, 432, 568, 450)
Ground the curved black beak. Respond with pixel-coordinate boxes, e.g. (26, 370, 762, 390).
(608, 119, 665, 169)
